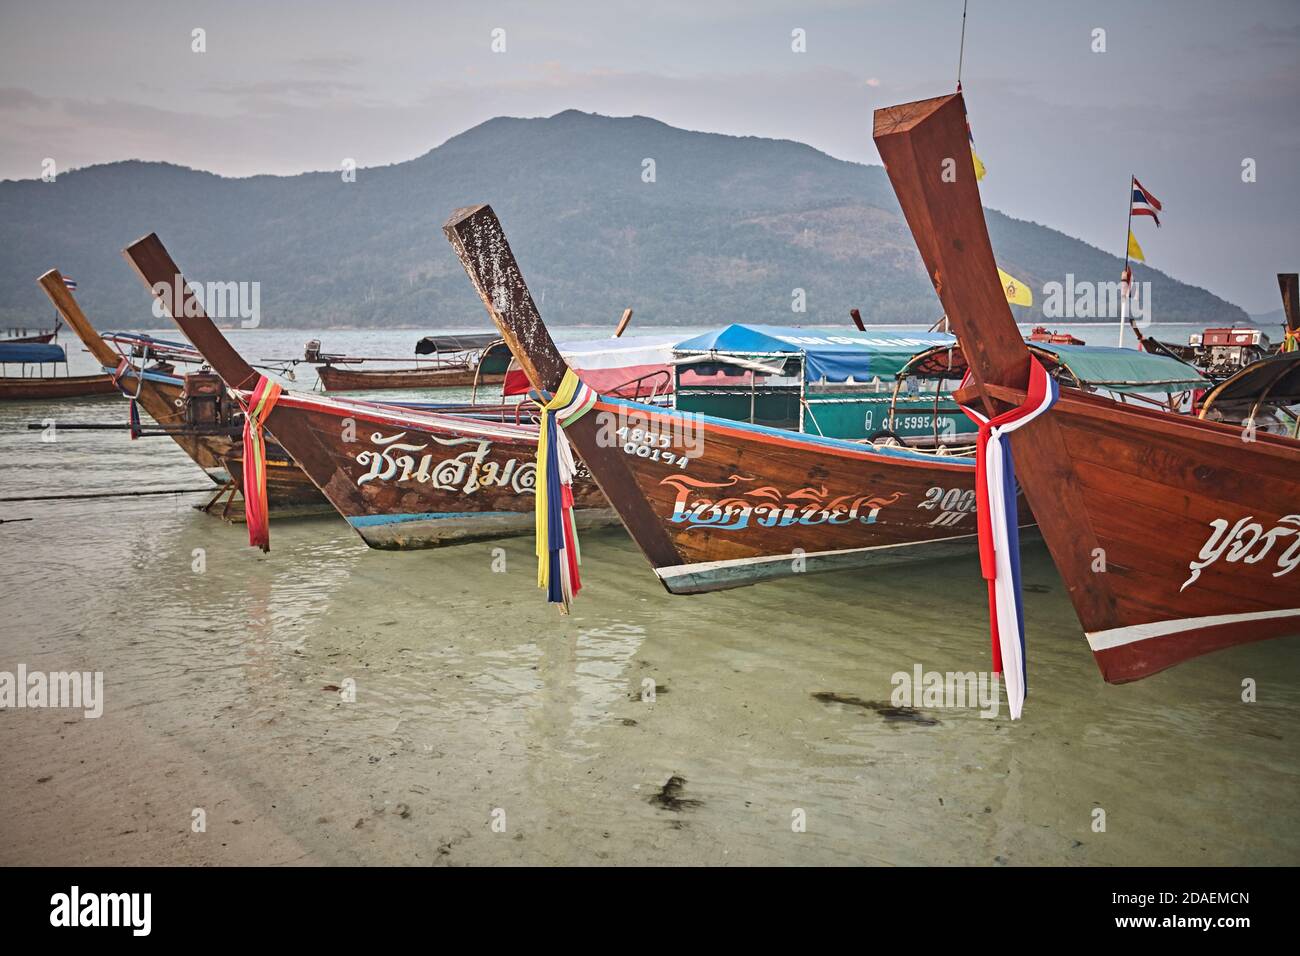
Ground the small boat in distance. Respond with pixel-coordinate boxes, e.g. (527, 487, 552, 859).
(0, 322, 59, 344)
(874, 89, 1300, 683)
(0, 338, 116, 400)
(305, 333, 511, 392)
(1027, 326, 1085, 346)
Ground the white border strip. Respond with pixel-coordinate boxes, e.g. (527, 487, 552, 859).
(1087, 607, 1300, 651)
(654, 531, 979, 580)
(277, 391, 532, 441)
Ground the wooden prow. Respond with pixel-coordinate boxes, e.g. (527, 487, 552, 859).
(37, 270, 118, 368)
(1279, 273, 1299, 333)
(849, 308, 866, 332)
(442, 203, 681, 568)
(613, 308, 633, 338)
(874, 94, 1031, 410)
(441, 206, 568, 392)
(873, 92, 1114, 628)
(120, 233, 260, 391)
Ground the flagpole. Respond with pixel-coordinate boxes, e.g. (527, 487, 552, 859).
(1118, 174, 1134, 347)
(957, 0, 968, 89)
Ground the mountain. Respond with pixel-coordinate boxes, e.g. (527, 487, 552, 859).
(0, 110, 1248, 330)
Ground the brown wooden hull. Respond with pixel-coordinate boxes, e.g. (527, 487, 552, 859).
(0, 374, 117, 400)
(242, 391, 616, 549)
(117, 237, 616, 549)
(35, 269, 328, 514)
(316, 363, 505, 392)
(873, 91, 1300, 682)
(564, 396, 1019, 593)
(128, 375, 327, 511)
(441, 204, 1027, 593)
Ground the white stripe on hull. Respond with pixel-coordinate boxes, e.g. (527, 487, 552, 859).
(654, 531, 981, 581)
(1086, 607, 1300, 651)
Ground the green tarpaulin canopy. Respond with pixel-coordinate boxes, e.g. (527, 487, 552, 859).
(900, 341, 1206, 394)
(1036, 343, 1206, 392)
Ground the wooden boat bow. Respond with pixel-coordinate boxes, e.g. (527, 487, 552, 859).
(121, 233, 262, 392)
(443, 203, 682, 570)
(875, 90, 1300, 682)
(37, 270, 119, 369)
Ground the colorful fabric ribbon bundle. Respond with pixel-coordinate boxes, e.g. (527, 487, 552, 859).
(958, 357, 1058, 720)
(241, 376, 282, 553)
(535, 369, 598, 612)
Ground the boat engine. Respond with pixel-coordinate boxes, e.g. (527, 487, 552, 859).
(304, 339, 322, 362)
(180, 370, 234, 430)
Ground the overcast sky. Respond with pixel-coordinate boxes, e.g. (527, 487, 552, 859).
(1, 0, 1296, 312)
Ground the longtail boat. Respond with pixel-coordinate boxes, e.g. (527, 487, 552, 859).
(1027, 326, 1085, 346)
(1, 325, 58, 344)
(36, 269, 329, 515)
(443, 203, 1022, 594)
(0, 332, 116, 400)
(121, 234, 617, 550)
(2, 291, 102, 398)
(308, 333, 510, 392)
(873, 90, 1300, 683)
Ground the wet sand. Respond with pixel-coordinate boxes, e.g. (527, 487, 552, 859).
(2, 350, 1298, 866)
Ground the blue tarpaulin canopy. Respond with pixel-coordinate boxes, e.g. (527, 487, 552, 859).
(0, 342, 66, 363)
(673, 325, 956, 383)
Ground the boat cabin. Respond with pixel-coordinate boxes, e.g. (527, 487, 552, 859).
(671, 325, 965, 445)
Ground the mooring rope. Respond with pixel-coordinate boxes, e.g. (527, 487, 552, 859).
(0, 487, 213, 503)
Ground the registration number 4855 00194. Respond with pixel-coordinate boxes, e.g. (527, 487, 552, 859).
(616, 427, 690, 469)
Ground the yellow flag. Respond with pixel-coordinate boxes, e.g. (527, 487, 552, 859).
(971, 146, 986, 181)
(998, 267, 1033, 307)
(1127, 229, 1146, 262)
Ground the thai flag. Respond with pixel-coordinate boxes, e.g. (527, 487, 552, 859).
(1131, 178, 1162, 227)
(62, 277, 77, 291)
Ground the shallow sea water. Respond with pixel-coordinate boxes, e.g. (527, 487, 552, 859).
(1, 324, 1296, 865)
